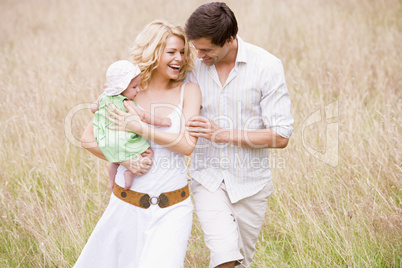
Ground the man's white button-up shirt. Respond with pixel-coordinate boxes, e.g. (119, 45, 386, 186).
(187, 37, 294, 203)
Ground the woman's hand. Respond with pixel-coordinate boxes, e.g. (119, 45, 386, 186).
(105, 102, 146, 134)
(119, 155, 153, 176)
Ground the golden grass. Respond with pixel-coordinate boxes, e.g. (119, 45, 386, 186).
(0, 0, 401, 267)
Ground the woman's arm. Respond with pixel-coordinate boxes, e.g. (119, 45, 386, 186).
(107, 83, 201, 156)
(81, 120, 153, 175)
(81, 120, 107, 160)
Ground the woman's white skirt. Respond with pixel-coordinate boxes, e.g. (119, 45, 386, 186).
(74, 193, 193, 268)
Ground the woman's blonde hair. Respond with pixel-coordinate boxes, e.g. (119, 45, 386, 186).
(131, 20, 195, 90)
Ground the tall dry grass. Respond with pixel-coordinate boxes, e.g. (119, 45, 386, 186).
(0, 0, 401, 267)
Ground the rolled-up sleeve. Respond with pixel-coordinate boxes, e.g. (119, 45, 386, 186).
(260, 60, 294, 139)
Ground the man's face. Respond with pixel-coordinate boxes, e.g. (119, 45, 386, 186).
(191, 38, 230, 66)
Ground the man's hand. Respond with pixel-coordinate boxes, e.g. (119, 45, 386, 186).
(186, 116, 289, 148)
(186, 116, 229, 143)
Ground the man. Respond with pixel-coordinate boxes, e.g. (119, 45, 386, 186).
(184, 2, 294, 267)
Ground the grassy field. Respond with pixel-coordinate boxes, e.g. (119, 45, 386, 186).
(0, 0, 401, 267)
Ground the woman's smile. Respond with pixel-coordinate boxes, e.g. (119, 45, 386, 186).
(157, 35, 185, 79)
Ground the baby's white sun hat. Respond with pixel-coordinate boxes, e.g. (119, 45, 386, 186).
(104, 60, 141, 96)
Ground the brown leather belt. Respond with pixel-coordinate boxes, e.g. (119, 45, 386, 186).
(113, 183, 190, 209)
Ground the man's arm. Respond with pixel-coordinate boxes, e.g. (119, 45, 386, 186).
(186, 60, 293, 149)
(186, 116, 289, 148)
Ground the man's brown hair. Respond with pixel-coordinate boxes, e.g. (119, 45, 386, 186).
(185, 2, 238, 47)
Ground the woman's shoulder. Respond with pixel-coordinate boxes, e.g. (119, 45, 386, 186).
(183, 81, 201, 94)
(182, 82, 201, 106)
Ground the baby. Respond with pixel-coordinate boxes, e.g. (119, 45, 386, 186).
(92, 60, 171, 190)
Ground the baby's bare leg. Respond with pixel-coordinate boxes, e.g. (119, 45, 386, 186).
(123, 170, 135, 190)
(119, 149, 152, 190)
(108, 163, 119, 191)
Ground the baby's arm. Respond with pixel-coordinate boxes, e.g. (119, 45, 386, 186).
(91, 94, 103, 113)
(143, 110, 171, 127)
(124, 100, 171, 127)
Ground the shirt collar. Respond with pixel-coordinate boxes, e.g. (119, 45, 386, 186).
(235, 36, 247, 64)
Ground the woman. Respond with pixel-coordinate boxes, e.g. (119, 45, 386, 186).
(76, 20, 201, 268)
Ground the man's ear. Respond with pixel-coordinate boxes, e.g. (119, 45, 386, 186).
(226, 36, 234, 45)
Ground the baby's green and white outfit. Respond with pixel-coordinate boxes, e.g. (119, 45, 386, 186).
(93, 95, 149, 162)
(93, 60, 149, 163)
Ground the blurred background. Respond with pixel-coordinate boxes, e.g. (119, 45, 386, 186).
(0, 0, 401, 267)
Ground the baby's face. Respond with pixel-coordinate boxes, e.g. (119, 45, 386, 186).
(122, 75, 141, 99)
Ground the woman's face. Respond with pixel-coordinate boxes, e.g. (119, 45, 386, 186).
(156, 35, 185, 80)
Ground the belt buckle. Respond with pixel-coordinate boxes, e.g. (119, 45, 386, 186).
(158, 194, 169, 208)
(150, 196, 159, 205)
(139, 193, 169, 208)
(139, 194, 151, 208)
